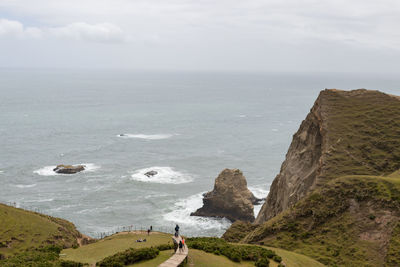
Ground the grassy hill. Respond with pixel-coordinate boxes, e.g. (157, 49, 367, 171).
(0, 203, 83, 266)
(0, 203, 81, 257)
(226, 173, 400, 266)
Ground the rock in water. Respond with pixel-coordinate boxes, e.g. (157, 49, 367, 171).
(53, 165, 85, 174)
(191, 169, 260, 222)
(144, 170, 158, 177)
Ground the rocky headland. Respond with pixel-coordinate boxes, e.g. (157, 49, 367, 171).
(225, 89, 400, 266)
(191, 168, 261, 222)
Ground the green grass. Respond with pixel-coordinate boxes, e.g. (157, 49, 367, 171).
(127, 250, 173, 266)
(264, 246, 325, 267)
(242, 175, 400, 266)
(0, 203, 80, 257)
(187, 249, 256, 267)
(318, 90, 400, 183)
(61, 231, 172, 265)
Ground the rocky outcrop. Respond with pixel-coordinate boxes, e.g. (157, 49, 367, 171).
(53, 165, 85, 174)
(256, 89, 400, 224)
(191, 169, 260, 222)
(144, 170, 158, 177)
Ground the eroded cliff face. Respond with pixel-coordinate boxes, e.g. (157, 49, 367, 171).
(255, 92, 327, 223)
(256, 89, 400, 224)
(191, 169, 260, 222)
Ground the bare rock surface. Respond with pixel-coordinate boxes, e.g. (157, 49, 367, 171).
(191, 168, 260, 222)
(53, 165, 85, 174)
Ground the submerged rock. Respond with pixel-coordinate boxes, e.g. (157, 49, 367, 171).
(191, 169, 260, 222)
(144, 170, 158, 177)
(53, 165, 85, 174)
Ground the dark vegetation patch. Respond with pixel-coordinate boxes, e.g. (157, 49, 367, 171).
(186, 237, 282, 266)
(97, 244, 174, 267)
(0, 245, 83, 267)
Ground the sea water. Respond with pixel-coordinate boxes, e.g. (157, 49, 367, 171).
(0, 69, 399, 237)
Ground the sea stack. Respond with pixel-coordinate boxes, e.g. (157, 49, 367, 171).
(191, 169, 260, 222)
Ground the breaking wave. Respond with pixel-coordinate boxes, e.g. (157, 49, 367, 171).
(163, 192, 231, 235)
(116, 134, 175, 140)
(14, 184, 37, 189)
(130, 166, 193, 184)
(249, 185, 269, 217)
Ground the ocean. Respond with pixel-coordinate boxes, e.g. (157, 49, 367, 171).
(0, 69, 399, 237)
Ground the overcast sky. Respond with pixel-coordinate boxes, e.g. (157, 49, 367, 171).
(1, 0, 400, 72)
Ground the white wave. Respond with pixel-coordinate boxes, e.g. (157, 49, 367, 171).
(248, 186, 269, 199)
(26, 198, 54, 203)
(14, 184, 37, 189)
(33, 163, 100, 176)
(130, 167, 193, 184)
(163, 192, 231, 232)
(117, 133, 175, 140)
(249, 185, 269, 217)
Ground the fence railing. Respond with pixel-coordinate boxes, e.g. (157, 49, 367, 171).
(1, 201, 182, 240)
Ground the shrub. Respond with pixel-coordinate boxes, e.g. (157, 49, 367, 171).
(255, 258, 270, 267)
(97, 247, 159, 267)
(61, 260, 84, 267)
(272, 255, 282, 262)
(186, 237, 281, 266)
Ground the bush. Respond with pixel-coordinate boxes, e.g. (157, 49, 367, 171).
(186, 237, 281, 266)
(272, 255, 282, 263)
(61, 260, 84, 267)
(97, 247, 159, 267)
(255, 258, 270, 267)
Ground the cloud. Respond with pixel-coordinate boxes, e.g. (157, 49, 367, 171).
(0, 18, 125, 43)
(49, 22, 125, 43)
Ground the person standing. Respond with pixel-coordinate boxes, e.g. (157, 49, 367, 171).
(175, 224, 180, 237)
(181, 237, 185, 251)
(178, 240, 183, 252)
(147, 229, 150, 236)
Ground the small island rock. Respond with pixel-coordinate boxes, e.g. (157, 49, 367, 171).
(53, 165, 85, 174)
(191, 168, 260, 222)
(144, 170, 158, 177)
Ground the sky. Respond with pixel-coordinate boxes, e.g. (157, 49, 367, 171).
(0, 0, 400, 72)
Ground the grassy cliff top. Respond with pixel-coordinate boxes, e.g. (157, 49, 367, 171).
(320, 89, 400, 182)
(0, 203, 80, 257)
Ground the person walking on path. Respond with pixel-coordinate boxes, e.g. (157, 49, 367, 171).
(178, 240, 183, 253)
(181, 237, 185, 251)
(150, 225, 153, 232)
(175, 224, 180, 237)
(147, 229, 150, 236)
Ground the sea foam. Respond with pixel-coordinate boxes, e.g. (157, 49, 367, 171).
(117, 134, 175, 140)
(163, 192, 231, 233)
(130, 166, 193, 184)
(249, 185, 269, 217)
(33, 163, 100, 176)
(14, 184, 37, 189)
